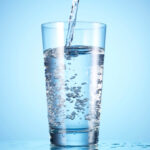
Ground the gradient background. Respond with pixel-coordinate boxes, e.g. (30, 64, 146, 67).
(0, 0, 150, 143)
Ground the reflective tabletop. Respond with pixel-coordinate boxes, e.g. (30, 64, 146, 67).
(0, 140, 150, 150)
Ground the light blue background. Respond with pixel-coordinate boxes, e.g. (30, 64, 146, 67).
(0, 0, 150, 143)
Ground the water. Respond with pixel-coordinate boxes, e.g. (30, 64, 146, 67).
(66, 0, 80, 47)
(44, 46, 104, 146)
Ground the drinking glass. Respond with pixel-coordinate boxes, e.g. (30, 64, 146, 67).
(41, 21, 106, 147)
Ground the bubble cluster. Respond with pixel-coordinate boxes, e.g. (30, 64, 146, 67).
(66, 111, 77, 120)
(44, 49, 66, 127)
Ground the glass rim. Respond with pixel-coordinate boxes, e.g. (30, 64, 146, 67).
(41, 21, 106, 30)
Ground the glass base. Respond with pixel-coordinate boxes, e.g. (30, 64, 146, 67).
(50, 128, 99, 147)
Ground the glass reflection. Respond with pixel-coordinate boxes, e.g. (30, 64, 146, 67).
(50, 145, 98, 150)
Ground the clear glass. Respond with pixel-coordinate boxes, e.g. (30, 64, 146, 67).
(41, 21, 106, 147)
